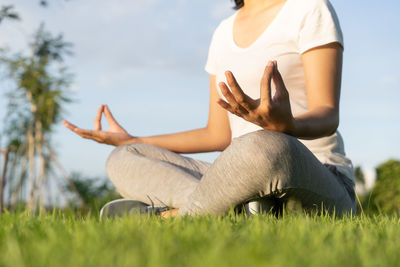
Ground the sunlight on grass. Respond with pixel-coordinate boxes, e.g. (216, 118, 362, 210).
(0, 211, 399, 267)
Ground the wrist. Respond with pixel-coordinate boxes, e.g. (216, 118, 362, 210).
(284, 118, 299, 137)
(133, 136, 144, 144)
(116, 134, 139, 146)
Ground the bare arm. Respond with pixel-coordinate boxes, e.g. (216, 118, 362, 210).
(63, 75, 231, 153)
(291, 42, 343, 139)
(217, 42, 343, 140)
(135, 75, 231, 152)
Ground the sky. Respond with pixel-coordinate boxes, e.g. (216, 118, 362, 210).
(0, 0, 399, 190)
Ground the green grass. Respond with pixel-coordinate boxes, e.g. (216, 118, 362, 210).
(0, 211, 399, 267)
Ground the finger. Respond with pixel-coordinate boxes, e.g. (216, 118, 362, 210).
(225, 71, 253, 110)
(219, 82, 249, 115)
(74, 129, 105, 142)
(219, 82, 238, 106)
(217, 99, 244, 117)
(216, 98, 232, 111)
(86, 131, 107, 143)
(63, 120, 91, 136)
(94, 105, 104, 131)
(62, 120, 80, 132)
(62, 120, 104, 142)
(104, 105, 119, 125)
(272, 61, 287, 94)
(218, 99, 250, 121)
(81, 133, 103, 142)
(260, 61, 274, 107)
(74, 128, 96, 137)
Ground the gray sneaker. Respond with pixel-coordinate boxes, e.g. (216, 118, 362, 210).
(99, 199, 169, 220)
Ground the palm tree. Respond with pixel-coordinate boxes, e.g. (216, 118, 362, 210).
(0, 148, 10, 212)
(1, 24, 74, 212)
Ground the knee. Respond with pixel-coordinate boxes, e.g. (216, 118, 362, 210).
(233, 130, 295, 165)
(105, 144, 144, 182)
(106, 145, 128, 180)
(106, 143, 162, 181)
(232, 130, 299, 193)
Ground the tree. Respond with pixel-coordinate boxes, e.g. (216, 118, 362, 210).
(371, 159, 400, 214)
(354, 166, 366, 193)
(1, 23, 73, 212)
(0, 5, 20, 24)
(67, 172, 120, 213)
(0, 148, 10, 212)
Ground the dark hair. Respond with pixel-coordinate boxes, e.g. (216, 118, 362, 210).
(233, 0, 244, 9)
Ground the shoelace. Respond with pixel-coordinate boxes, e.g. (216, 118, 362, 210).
(145, 206, 170, 215)
(146, 195, 170, 215)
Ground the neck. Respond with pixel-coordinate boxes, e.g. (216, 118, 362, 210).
(242, 0, 281, 14)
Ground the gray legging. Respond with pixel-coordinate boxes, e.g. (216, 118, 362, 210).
(106, 130, 356, 216)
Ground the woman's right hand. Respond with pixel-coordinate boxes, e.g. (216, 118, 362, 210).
(62, 104, 136, 146)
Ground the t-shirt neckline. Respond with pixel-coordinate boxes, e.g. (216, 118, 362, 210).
(230, 0, 290, 52)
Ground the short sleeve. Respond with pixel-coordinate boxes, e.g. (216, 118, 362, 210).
(204, 26, 220, 75)
(298, 0, 343, 54)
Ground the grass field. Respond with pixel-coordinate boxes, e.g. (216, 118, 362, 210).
(0, 211, 399, 267)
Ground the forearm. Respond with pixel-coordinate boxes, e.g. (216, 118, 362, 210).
(127, 127, 231, 154)
(289, 106, 339, 140)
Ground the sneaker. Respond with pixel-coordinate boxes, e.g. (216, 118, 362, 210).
(99, 199, 169, 220)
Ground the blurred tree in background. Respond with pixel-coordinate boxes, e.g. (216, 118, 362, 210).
(369, 159, 400, 215)
(0, 24, 74, 212)
(0, 5, 20, 24)
(354, 166, 366, 191)
(0, 0, 117, 215)
(67, 172, 120, 214)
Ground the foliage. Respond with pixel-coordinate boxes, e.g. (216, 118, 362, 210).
(354, 166, 365, 187)
(1, 23, 73, 145)
(0, 0, 68, 18)
(0, 5, 20, 24)
(67, 172, 120, 214)
(369, 159, 400, 215)
(39, 0, 70, 8)
(0, 212, 399, 267)
(0, 23, 73, 211)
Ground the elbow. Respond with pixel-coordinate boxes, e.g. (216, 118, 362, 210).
(217, 138, 231, 151)
(325, 115, 339, 137)
(208, 129, 231, 151)
(205, 124, 231, 151)
(319, 106, 339, 137)
(211, 133, 231, 151)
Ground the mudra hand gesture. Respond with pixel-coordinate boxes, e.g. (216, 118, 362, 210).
(62, 104, 134, 146)
(217, 60, 295, 134)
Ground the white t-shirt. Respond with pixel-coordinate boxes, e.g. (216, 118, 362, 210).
(205, 0, 355, 182)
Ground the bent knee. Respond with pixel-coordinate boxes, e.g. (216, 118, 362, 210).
(106, 143, 156, 178)
(105, 144, 142, 181)
(233, 130, 295, 163)
(106, 145, 127, 179)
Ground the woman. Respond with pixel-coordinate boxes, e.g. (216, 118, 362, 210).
(63, 0, 356, 217)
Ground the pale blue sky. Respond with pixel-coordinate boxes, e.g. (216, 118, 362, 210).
(1, 0, 399, 186)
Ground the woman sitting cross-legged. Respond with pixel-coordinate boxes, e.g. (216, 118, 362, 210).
(63, 0, 356, 218)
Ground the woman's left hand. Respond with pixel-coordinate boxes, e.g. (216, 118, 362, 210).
(217, 61, 296, 135)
